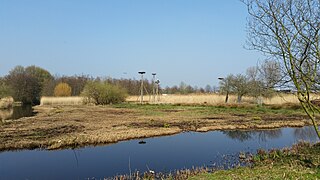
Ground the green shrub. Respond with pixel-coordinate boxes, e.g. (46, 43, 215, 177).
(81, 81, 127, 105)
(5, 65, 53, 105)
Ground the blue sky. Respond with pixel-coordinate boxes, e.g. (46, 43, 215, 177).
(0, 0, 263, 87)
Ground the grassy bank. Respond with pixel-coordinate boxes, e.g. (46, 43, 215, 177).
(0, 103, 316, 151)
(189, 142, 320, 180)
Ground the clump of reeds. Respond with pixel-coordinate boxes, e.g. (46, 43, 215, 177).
(108, 167, 214, 180)
(0, 97, 14, 109)
(40, 96, 84, 106)
(252, 141, 318, 165)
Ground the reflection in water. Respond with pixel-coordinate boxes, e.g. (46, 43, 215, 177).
(294, 126, 319, 141)
(72, 150, 79, 168)
(0, 105, 34, 121)
(223, 129, 282, 142)
(257, 130, 282, 142)
(0, 127, 318, 179)
(0, 108, 13, 122)
(222, 130, 253, 142)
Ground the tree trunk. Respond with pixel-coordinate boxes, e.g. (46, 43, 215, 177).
(225, 91, 229, 103)
(257, 96, 263, 105)
(237, 95, 242, 103)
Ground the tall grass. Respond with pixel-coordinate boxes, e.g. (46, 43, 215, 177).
(41, 93, 320, 106)
(40, 96, 84, 106)
(0, 97, 14, 109)
(127, 93, 320, 105)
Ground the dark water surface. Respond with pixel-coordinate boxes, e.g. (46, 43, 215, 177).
(0, 105, 34, 121)
(0, 126, 319, 180)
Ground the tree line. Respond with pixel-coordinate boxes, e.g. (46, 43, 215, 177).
(0, 65, 159, 105)
(0, 65, 223, 105)
(162, 82, 217, 95)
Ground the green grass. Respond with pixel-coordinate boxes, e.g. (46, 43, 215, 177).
(190, 166, 319, 180)
(113, 103, 306, 117)
(189, 142, 320, 180)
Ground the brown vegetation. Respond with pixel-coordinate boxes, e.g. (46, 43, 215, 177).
(39, 94, 312, 106)
(40, 97, 83, 106)
(0, 103, 315, 151)
(0, 97, 14, 109)
(127, 93, 320, 105)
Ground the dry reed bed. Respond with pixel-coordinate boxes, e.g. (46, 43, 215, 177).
(127, 93, 320, 105)
(40, 96, 84, 106)
(41, 94, 320, 106)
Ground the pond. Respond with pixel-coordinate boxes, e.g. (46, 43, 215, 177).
(0, 105, 34, 121)
(0, 126, 319, 180)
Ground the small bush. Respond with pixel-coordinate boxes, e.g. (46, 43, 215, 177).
(54, 83, 72, 97)
(81, 81, 127, 105)
(163, 123, 170, 128)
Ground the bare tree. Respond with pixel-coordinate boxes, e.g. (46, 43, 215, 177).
(242, 0, 320, 138)
(219, 75, 233, 103)
(205, 84, 213, 93)
(230, 74, 250, 103)
(258, 60, 282, 89)
(247, 60, 282, 104)
(220, 74, 249, 103)
(246, 66, 265, 104)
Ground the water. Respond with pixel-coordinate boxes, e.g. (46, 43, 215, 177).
(0, 105, 34, 121)
(0, 126, 318, 180)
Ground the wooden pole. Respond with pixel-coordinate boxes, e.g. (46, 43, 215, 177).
(152, 73, 156, 103)
(139, 71, 146, 104)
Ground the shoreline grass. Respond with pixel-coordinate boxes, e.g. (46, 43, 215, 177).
(105, 142, 320, 179)
(189, 142, 320, 180)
